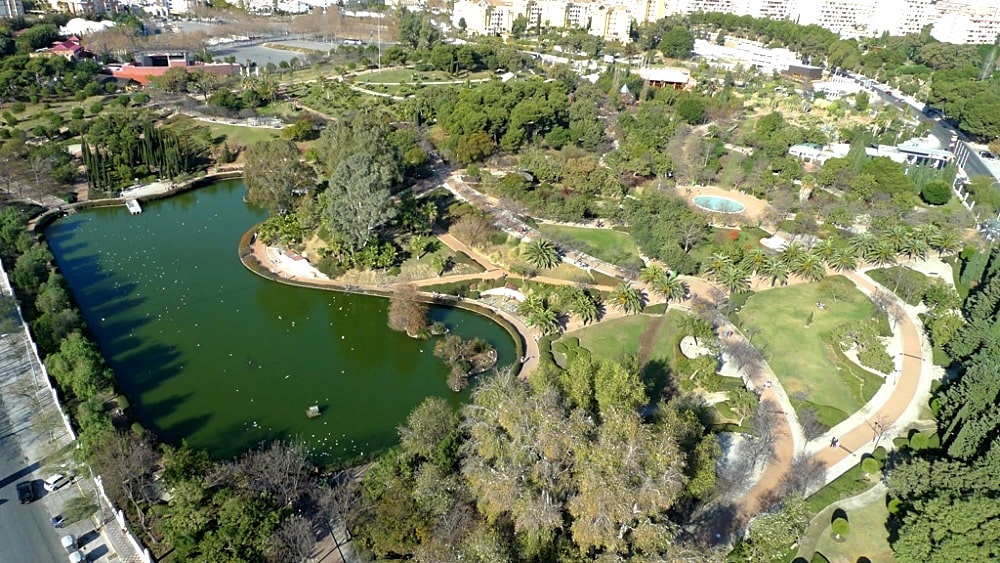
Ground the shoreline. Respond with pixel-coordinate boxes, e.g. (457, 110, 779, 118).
(237, 226, 538, 379)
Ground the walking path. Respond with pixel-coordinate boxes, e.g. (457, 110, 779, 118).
(712, 267, 935, 541)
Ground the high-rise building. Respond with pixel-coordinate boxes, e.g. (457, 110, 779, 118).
(933, 0, 1000, 44)
(1, 0, 24, 18)
(792, 0, 871, 38)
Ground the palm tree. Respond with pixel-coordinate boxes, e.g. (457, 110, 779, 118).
(849, 232, 878, 257)
(706, 252, 733, 277)
(779, 243, 808, 266)
(741, 248, 769, 275)
(759, 256, 789, 286)
(528, 307, 561, 336)
(518, 294, 545, 318)
(715, 263, 751, 294)
(931, 229, 962, 258)
(651, 276, 689, 306)
(523, 239, 561, 270)
(828, 246, 859, 272)
(913, 223, 939, 249)
(881, 225, 910, 254)
(639, 265, 669, 286)
(811, 239, 837, 261)
(609, 283, 645, 314)
(898, 237, 930, 261)
(570, 292, 600, 325)
(793, 251, 827, 282)
(866, 240, 897, 268)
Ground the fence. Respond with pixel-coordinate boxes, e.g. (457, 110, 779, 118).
(0, 257, 153, 563)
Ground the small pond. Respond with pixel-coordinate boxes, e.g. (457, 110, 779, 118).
(693, 195, 746, 214)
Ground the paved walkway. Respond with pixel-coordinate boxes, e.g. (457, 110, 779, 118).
(713, 268, 935, 541)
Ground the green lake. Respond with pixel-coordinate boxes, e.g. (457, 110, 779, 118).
(45, 180, 516, 463)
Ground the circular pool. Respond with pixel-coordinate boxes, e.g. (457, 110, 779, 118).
(693, 195, 745, 214)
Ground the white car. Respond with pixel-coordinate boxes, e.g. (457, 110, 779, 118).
(43, 474, 72, 492)
(68, 550, 85, 563)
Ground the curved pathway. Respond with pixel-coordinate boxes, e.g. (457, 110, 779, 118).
(712, 268, 933, 542)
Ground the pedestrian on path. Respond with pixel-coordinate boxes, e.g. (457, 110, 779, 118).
(830, 437, 839, 449)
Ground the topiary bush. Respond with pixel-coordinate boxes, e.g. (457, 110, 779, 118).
(861, 456, 881, 474)
(920, 180, 952, 205)
(831, 517, 850, 539)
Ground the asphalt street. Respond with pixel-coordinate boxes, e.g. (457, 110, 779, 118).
(872, 90, 995, 181)
(0, 407, 67, 563)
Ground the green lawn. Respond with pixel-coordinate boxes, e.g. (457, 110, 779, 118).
(537, 224, 642, 269)
(560, 310, 685, 366)
(811, 492, 894, 563)
(737, 276, 884, 426)
(357, 68, 492, 83)
(188, 120, 282, 147)
(867, 267, 930, 306)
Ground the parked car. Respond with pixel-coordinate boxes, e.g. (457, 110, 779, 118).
(51, 514, 67, 528)
(68, 549, 85, 563)
(43, 474, 73, 492)
(980, 151, 995, 159)
(61, 534, 77, 553)
(16, 481, 34, 504)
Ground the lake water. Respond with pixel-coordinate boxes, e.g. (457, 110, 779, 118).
(45, 180, 515, 464)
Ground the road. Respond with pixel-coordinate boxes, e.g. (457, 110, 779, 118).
(0, 379, 67, 563)
(870, 89, 996, 181)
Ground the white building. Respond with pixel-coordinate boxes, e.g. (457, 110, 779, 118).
(59, 17, 116, 35)
(866, 0, 936, 37)
(932, 0, 1000, 44)
(48, 0, 107, 14)
(1, 0, 24, 19)
(452, 0, 638, 42)
(693, 35, 801, 74)
(792, 0, 871, 38)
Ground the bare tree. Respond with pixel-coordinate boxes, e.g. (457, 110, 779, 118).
(797, 405, 826, 440)
(235, 440, 314, 507)
(268, 514, 317, 563)
(319, 473, 363, 554)
(90, 429, 159, 541)
(870, 415, 893, 449)
(387, 284, 428, 336)
(781, 453, 826, 496)
(746, 398, 781, 467)
(871, 289, 903, 328)
(722, 339, 765, 380)
(449, 213, 496, 248)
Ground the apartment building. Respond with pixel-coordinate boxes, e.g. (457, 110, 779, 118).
(0, 0, 24, 19)
(451, 0, 1000, 45)
(933, 0, 1000, 44)
(452, 0, 635, 42)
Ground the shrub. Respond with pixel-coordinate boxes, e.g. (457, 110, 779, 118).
(920, 180, 951, 205)
(887, 497, 902, 514)
(960, 249, 989, 287)
(861, 456, 881, 474)
(872, 446, 887, 460)
(831, 517, 850, 539)
(88, 102, 104, 115)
